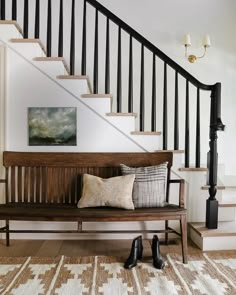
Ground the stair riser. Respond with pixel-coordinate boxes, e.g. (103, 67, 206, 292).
(0, 25, 21, 41)
(190, 228, 236, 251)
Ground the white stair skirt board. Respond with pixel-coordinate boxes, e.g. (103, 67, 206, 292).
(5, 220, 180, 241)
(130, 133, 162, 152)
(32, 59, 68, 78)
(189, 222, 236, 250)
(10, 40, 45, 59)
(57, 77, 90, 97)
(105, 115, 136, 135)
(0, 23, 22, 41)
(80, 97, 112, 115)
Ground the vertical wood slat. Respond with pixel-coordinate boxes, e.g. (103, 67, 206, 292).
(185, 80, 190, 167)
(105, 17, 110, 94)
(12, 0, 17, 20)
(70, 0, 75, 75)
(5, 167, 9, 203)
(17, 167, 22, 203)
(24, 167, 29, 203)
(59, 168, 64, 204)
(70, 168, 77, 204)
(151, 53, 156, 132)
(30, 167, 35, 203)
(64, 168, 71, 204)
(58, 0, 63, 57)
(174, 71, 179, 150)
(35, 167, 41, 203)
(34, 0, 40, 38)
(11, 167, 16, 202)
(140, 44, 145, 131)
(128, 35, 133, 113)
(41, 167, 47, 203)
(81, 0, 86, 75)
(47, 0, 52, 57)
(93, 8, 98, 93)
(163, 62, 168, 149)
(52, 168, 59, 203)
(23, 0, 28, 38)
(117, 26, 122, 112)
(47, 168, 53, 203)
(0, 0, 5, 20)
(196, 87, 201, 167)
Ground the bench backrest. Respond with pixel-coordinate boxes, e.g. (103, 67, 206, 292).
(3, 152, 173, 205)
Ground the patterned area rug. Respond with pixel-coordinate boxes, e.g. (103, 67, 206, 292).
(0, 252, 235, 294)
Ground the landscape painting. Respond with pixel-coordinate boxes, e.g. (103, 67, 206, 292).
(28, 107, 77, 146)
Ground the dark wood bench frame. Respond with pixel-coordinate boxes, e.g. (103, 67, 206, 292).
(0, 151, 187, 263)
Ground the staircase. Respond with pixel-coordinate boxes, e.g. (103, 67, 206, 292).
(0, 0, 234, 250)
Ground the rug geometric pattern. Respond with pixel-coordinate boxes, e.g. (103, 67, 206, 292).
(0, 253, 235, 294)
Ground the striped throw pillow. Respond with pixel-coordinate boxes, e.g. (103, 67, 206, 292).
(120, 162, 168, 208)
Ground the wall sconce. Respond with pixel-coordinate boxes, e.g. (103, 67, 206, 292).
(184, 34, 211, 63)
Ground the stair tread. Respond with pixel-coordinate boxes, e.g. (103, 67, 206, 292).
(189, 221, 236, 237)
(179, 167, 208, 172)
(33, 57, 69, 74)
(155, 150, 184, 153)
(131, 131, 161, 135)
(0, 20, 22, 35)
(219, 203, 236, 207)
(106, 112, 137, 117)
(201, 185, 236, 190)
(82, 94, 113, 98)
(11, 38, 46, 55)
(57, 75, 88, 80)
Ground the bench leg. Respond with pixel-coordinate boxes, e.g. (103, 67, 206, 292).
(180, 215, 188, 264)
(165, 220, 169, 245)
(6, 220, 10, 247)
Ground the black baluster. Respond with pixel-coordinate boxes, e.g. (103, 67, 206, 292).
(35, 0, 40, 38)
(23, 0, 28, 38)
(58, 0, 63, 57)
(0, 0, 5, 20)
(12, 0, 17, 20)
(105, 17, 110, 94)
(47, 0, 52, 57)
(117, 26, 122, 112)
(128, 35, 133, 113)
(151, 53, 156, 132)
(81, 0, 86, 75)
(174, 71, 179, 150)
(163, 62, 167, 149)
(93, 8, 98, 93)
(140, 44, 145, 131)
(196, 87, 200, 167)
(185, 80, 190, 167)
(70, 0, 75, 75)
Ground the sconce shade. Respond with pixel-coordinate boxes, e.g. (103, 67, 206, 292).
(184, 34, 191, 46)
(203, 34, 211, 47)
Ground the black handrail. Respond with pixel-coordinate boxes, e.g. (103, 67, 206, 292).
(86, 0, 215, 91)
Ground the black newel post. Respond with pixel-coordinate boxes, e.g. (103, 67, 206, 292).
(206, 83, 225, 229)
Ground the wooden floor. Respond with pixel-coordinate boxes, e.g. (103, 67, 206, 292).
(0, 238, 205, 259)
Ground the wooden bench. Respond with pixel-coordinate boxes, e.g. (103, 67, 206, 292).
(0, 151, 187, 263)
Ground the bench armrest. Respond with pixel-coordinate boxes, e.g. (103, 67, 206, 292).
(169, 179, 185, 208)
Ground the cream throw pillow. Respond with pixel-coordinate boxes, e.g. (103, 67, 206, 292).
(77, 174, 135, 210)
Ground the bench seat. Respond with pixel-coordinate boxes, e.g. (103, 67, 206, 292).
(0, 204, 186, 221)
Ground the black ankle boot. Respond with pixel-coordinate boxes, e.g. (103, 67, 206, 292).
(152, 235, 165, 269)
(124, 236, 143, 269)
